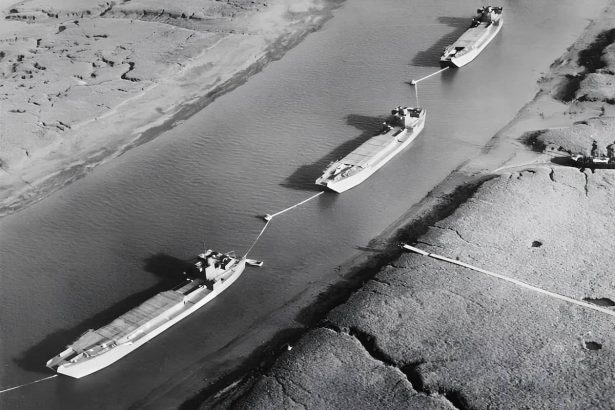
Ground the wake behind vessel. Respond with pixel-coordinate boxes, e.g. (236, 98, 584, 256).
(440, 6, 503, 68)
(46, 250, 260, 378)
(315, 106, 426, 193)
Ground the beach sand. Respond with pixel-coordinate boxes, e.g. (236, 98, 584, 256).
(200, 1, 615, 408)
(0, 0, 340, 216)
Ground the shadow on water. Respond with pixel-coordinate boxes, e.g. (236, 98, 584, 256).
(440, 65, 459, 85)
(281, 114, 386, 190)
(411, 16, 469, 67)
(14, 254, 194, 373)
(143, 253, 196, 278)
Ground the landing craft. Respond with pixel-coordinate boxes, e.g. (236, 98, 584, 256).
(316, 106, 426, 193)
(47, 249, 260, 378)
(440, 6, 503, 68)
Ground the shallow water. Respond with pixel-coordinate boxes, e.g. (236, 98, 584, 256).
(0, 0, 607, 408)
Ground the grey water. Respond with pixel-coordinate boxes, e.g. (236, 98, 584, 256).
(0, 0, 606, 408)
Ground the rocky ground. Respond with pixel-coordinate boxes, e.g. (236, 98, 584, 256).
(197, 2, 615, 409)
(0, 0, 337, 215)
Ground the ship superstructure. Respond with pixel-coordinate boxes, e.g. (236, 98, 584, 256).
(440, 6, 503, 68)
(315, 106, 426, 193)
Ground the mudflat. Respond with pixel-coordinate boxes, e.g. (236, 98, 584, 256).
(0, 0, 338, 216)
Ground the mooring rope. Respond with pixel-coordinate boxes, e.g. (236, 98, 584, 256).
(0, 374, 58, 394)
(243, 220, 270, 259)
(246, 191, 325, 258)
(411, 66, 449, 85)
(410, 66, 449, 107)
(263, 191, 324, 221)
(402, 244, 615, 318)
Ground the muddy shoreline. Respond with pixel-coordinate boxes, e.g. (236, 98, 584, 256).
(177, 167, 491, 409)
(190, 2, 615, 408)
(0, 0, 344, 218)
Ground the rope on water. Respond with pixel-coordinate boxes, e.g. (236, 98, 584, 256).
(2, 193, 327, 391)
(402, 244, 615, 319)
(410, 66, 449, 107)
(0, 374, 58, 394)
(263, 191, 324, 221)
(410, 66, 449, 85)
(244, 220, 270, 259)
(246, 191, 325, 258)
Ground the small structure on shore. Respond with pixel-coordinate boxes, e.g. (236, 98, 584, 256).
(570, 140, 615, 167)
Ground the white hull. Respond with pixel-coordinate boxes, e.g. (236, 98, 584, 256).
(319, 115, 425, 193)
(447, 20, 502, 67)
(54, 260, 246, 378)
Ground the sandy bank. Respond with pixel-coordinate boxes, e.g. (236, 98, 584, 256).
(198, 2, 615, 408)
(0, 0, 341, 216)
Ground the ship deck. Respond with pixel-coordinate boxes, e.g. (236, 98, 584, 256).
(453, 23, 493, 47)
(71, 290, 185, 351)
(342, 129, 403, 167)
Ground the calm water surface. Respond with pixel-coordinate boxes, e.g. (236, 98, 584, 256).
(0, 0, 606, 408)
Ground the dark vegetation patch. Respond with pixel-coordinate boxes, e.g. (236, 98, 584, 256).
(121, 61, 140, 82)
(559, 29, 615, 102)
(584, 341, 603, 350)
(531, 240, 543, 248)
(578, 29, 615, 73)
(521, 130, 548, 152)
(556, 74, 584, 102)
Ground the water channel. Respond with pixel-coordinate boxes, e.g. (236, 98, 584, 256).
(0, 0, 606, 408)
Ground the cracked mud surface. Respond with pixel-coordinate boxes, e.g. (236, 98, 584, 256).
(0, 0, 336, 215)
(1, 0, 256, 168)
